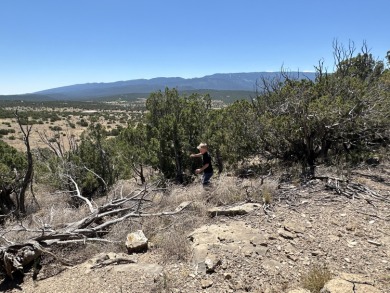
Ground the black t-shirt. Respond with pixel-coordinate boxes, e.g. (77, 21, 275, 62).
(202, 152, 213, 173)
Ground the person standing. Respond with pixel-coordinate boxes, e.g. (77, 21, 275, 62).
(190, 143, 213, 186)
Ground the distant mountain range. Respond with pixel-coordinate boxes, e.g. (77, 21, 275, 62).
(1, 72, 316, 101)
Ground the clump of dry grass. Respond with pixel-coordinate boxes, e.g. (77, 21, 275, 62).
(262, 187, 273, 205)
(142, 208, 203, 262)
(261, 180, 278, 205)
(205, 174, 277, 206)
(151, 271, 174, 292)
(0, 186, 94, 245)
(207, 175, 250, 205)
(301, 265, 332, 293)
(152, 224, 191, 262)
(100, 181, 208, 262)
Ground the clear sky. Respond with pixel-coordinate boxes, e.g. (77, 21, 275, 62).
(0, 0, 389, 95)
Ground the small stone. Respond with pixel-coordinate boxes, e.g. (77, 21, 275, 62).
(284, 221, 305, 234)
(253, 246, 268, 256)
(287, 254, 298, 262)
(242, 248, 253, 257)
(205, 256, 221, 274)
(221, 262, 228, 270)
(354, 231, 365, 237)
(201, 279, 213, 289)
(250, 235, 268, 247)
(268, 234, 278, 240)
(328, 235, 340, 242)
(224, 273, 232, 280)
(311, 250, 321, 256)
(344, 257, 351, 263)
(367, 240, 382, 246)
(278, 228, 295, 239)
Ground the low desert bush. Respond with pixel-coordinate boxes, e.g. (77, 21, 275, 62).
(261, 179, 278, 205)
(151, 271, 174, 292)
(208, 175, 248, 205)
(262, 187, 273, 205)
(207, 174, 276, 206)
(301, 265, 332, 292)
(152, 222, 191, 262)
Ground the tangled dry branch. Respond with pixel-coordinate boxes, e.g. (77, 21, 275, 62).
(0, 183, 191, 279)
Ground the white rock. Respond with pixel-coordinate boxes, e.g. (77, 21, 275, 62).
(125, 230, 148, 254)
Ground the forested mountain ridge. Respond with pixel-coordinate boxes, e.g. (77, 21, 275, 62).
(37, 72, 315, 98)
(25, 71, 315, 100)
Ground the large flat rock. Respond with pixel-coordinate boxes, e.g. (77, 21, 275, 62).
(207, 203, 261, 217)
(189, 221, 270, 274)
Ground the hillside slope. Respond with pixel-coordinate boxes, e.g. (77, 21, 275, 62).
(3, 164, 389, 293)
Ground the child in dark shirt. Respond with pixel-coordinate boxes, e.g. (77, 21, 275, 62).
(190, 143, 213, 185)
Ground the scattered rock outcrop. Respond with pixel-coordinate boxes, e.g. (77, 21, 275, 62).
(320, 273, 382, 293)
(207, 202, 261, 217)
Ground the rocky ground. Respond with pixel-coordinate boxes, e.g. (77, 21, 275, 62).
(2, 164, 390, 293)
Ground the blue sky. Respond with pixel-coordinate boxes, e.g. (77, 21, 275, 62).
(0, 0, 389, 94)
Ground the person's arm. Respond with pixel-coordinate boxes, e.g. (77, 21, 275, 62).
(190, 153, 202, 158)
(195, 163, 209, 174)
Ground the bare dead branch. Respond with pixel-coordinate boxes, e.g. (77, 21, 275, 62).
(0, 182, 190, 279)
(43, 238, 121, 246)
(38, 130, 64, 158)
(83, 166, 108, 191)
(90, 256, 136, 269)
(14, 111, 33, 215)
(63, 174, 96, 213)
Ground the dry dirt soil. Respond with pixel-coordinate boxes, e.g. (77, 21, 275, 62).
(1, 164, 390, 293)
(0, 109, 130, 152)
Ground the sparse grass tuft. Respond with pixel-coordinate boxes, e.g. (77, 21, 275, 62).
(301, 265, 332, 293)
(261, 180, 277, 205)
(207, 175, 250, 205)
(151, 271, 173, 292)
(152, 220, 191, 262)
(262, 188, 273, 205)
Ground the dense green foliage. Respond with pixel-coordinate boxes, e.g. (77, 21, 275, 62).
(0, 141, 27, 214)
(0, 141, 27, 185)
(250, 49, 389, 176)
(144, 88, 212, 182)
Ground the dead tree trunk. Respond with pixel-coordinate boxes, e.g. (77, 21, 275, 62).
(15, 111, 33, 215)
